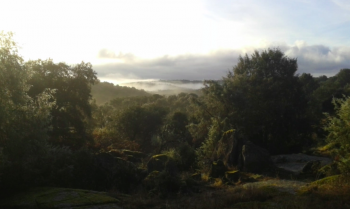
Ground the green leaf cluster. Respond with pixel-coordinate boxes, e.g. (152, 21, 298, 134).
(325, 96, 350, 174)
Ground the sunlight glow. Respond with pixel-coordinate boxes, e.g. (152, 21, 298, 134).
(1, 0, 250, 64)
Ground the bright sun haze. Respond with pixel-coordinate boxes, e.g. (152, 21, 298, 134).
(1, 0, 350, 82)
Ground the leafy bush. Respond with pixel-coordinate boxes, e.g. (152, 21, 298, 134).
(195, 118, 231, 171)
(324, 96, 350, 174)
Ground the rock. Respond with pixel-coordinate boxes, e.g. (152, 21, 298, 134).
(122, 150, 146, 158)
(126, 155, 142, 163)
(225, 170, 240, 182)
(210, 160, 227, 178)
(272, 155, 288, 164)
(147, 154, 178, 176)
(242, 142, 270, 173)
(226, 130, 247, 168)
(0, 187, 123, 209)
(271, 153, 332, 175)
(108, 149, 124, 158)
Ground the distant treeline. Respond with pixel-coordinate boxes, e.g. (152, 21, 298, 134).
(91, 82, 149, 105)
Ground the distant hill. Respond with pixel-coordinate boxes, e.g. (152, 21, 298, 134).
(148, 88, 202, 96)
(91, 81, 150, 105)
(120, 80, 205, 95)
(92, 80, 219, 104)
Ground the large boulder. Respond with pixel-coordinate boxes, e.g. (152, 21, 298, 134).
(226, 130, 247, 167)
(271, 153, 332, 176)
(242, 141, 270, 173)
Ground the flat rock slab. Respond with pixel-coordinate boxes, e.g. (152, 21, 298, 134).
(1, 187, 123, 209)
(271, 153, 332, 174)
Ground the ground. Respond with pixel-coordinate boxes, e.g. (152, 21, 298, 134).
(0, 187, 122, 209)
(116, 174, 350, 209)
(3, 175, 350, 209)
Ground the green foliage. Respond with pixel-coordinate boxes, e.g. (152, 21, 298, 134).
(177, 143, 196, 171)
(110, 105, 168, 151)
(92, 94, 196, 152)
(199, 49, 309, 154)
(324, 96, 350, 174)
(196, 118, 230, 170)
(157, 144, 196, 172)
(26, 59, 98, 149)
(161, 148, 181, 161)
(154, 111, 192, 153)
(312, 69, 350, 116)
(0, 32, 56, 193)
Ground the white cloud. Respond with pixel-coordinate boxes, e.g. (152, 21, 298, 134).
(94, 43, 350, 82)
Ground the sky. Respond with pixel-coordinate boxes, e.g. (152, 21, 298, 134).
(2, 0, 350, 84)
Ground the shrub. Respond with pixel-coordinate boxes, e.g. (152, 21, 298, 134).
(324, 96, 350, 175)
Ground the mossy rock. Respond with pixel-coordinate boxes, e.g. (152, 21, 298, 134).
(126, 155, 141, 163)
(225, 170, 240, 182)
(122, 150, 146, 158)
(150, 154, 168, 161)
(108, 149, 124, 158)
(147, 154, 178, 175)
(0, 187, 121, 209)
